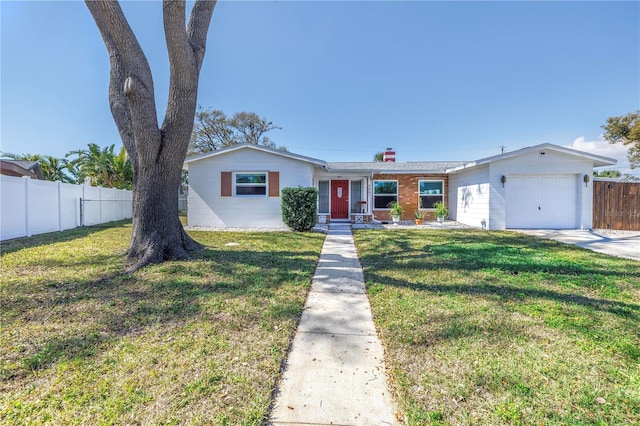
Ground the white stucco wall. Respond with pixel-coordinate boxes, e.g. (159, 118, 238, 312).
(187, 149, 317, 228)
(449, 165, 490, 229)
(488, 149, 594, 230)
(449, 149, 595, 230)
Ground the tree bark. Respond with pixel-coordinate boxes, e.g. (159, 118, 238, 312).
(85, 0, 216, 271)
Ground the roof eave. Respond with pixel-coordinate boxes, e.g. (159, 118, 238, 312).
(446, 143, 617, 172)
(183, 143, 327, 168)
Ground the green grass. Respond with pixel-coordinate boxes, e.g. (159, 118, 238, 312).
(0, 222, 325, 425)
(354, 229, 640, 426)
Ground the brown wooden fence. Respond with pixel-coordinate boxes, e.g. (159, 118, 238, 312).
(593, 180, 640, 230)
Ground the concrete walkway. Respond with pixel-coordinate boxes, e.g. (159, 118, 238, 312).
(515, 229, 640, 261)
(269, 223, 399, 426)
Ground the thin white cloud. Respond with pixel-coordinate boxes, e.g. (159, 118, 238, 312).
(568, 137, 632, 172)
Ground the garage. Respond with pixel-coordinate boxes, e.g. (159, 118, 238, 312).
(505, 174, 578, 229)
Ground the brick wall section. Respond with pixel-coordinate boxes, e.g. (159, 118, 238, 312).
(373, 173, 449, 221)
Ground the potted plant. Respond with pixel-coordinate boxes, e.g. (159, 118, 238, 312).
(388, 201, 403, 223)
(414, 209, 426, 225)
(433, 201, 448, 222)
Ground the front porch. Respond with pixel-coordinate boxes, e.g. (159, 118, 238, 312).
(314, 172, 451, 225)
(315, 174, 373, 224)
(317, 212, 374, 225)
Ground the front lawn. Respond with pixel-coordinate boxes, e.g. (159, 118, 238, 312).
(354, 229, 640, 425)
(0, 222, 325, 424)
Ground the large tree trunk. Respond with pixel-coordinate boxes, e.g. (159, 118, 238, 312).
(86, 0, 215, 271)
(127, 152, 202, 271)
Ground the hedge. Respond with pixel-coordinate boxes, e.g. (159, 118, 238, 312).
(281, 187, 318, 232)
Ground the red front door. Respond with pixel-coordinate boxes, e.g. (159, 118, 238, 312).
(331, 180, 349, 219)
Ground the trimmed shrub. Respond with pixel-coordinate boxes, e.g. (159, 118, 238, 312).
(281, 187, 318, 232)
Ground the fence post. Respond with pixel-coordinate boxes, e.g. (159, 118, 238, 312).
(22, 176, 31, 237)
(81, 183, 86, 227)
(57, 181, 63, 232)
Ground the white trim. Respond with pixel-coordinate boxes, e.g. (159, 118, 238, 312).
(373, 179, 399, 210)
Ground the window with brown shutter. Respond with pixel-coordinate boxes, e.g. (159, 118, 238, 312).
(221, 171, 232, 197)
(268, 171, 280, 197)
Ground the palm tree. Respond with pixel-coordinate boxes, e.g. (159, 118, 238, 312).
(1, 152, 43, 162)
(67, 143, 133, 189)
(111, 146, 133, 189)
(40, 156, 75, 183)
(1, 152, 74, 182)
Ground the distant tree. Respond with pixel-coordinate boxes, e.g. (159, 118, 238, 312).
(67, 143, 132, 189)
(1, 152, 43, 162)
(593, 169, 622, 178)
(85, 0, 216, 271)
(602, 111, 640, 169)
(229, 111, 281, 147)
(374, 152, 384, 162)
(111, 145, 134, 189)
(592, 168, 639, 182)
(1, 152, 74, 183)
(189, 107, 284, 155)
(190, 108, 233, 153)
(40, 156, 75, 183)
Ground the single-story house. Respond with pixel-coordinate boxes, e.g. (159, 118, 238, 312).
(0, 160, 45, 180)
(183, 143, 616, 230)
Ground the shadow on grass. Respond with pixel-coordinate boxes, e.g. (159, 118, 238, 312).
(356, 229, 640, 359)
(3, 240, 322, 379)
(365, 271, 639, 321)
(0, 220, 132, 255)
(358, 229, 640, 278)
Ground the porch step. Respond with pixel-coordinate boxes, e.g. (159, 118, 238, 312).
(329, 223, 352, 232)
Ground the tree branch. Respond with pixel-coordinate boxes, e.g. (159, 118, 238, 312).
(163, 0, 191, 81)
(161, 0, 216, 161)
(85, 0, 160, 165)
(188, 0, 217, 71)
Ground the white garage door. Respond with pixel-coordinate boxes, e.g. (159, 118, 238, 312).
(506, 175, 577, 229)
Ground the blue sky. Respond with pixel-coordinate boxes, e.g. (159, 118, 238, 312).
(1, 1, 639, 174)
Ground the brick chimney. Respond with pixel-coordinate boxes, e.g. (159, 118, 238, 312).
(383, 148, 396, 162)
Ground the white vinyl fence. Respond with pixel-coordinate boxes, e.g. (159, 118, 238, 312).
(1, 175, 132, 241)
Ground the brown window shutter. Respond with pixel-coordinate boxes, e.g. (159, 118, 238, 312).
(268, 171, 280, 197)
(221, 172, 232, 197)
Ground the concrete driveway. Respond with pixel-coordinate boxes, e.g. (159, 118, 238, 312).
(515, 229, 640, 261)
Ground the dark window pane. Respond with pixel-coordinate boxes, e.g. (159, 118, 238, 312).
(236, 186, 267, 195)
(421, 195, 444, 209)
(318, 181, 329, 213)
(350, 181, 362, 212)
(374, 195, 397, 209)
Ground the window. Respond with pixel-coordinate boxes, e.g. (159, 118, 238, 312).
(373, 180, 398, 209)
(318, 181, 329, 213)
(419, 180, 444, 209)
(350, 180, 363, 213)
(235, 173, 267, 196)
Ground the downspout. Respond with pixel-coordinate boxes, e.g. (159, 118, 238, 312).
(369, 170, 383, 224)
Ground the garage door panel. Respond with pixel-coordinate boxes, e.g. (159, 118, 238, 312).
(506, 175, 577, 229)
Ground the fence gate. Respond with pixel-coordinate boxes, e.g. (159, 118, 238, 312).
(592, 181, 640, 230)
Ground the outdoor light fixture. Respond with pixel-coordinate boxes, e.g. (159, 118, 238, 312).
(583, 174, 590, 187)
(501, 175, 507, 187)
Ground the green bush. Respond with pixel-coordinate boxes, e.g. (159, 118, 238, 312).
(281, 187, 318, 232)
